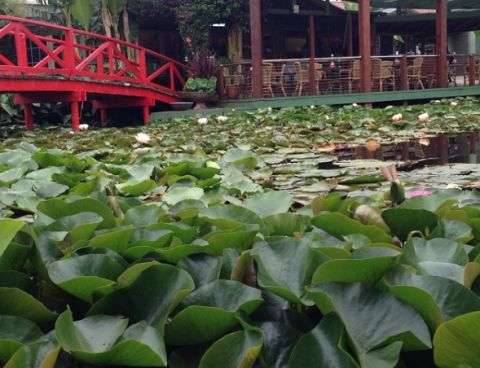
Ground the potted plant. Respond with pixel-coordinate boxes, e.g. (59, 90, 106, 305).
(179, 49, 218, 109)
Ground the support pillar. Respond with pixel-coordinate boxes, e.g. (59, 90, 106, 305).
(308, 15, 317, 96)
(250, 0, 263, 98)
(142, 106, 150, 125)
(71, 100, 80, 131)
(436, 0, 448, 88)
(100, 109, 107, 124)
(24, 103, 33, 131)
(469, 54, 476, 87)
(359, 0, 372, 93)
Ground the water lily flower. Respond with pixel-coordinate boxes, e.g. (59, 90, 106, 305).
(434, 100, 441, 104)
(69, 130, 75, 135)
(217, 115, 228, 123)
(352, 103, 358, 107)
(446, 183, 461, 189)
(407, 189, 430, 198)
(231, 108, 236, 112)
(79, 124, 89, 131)
(198, 117, 208, 125)
(135, 132, 151, 144)
(451, 101, 458, 107)
(310, 105, 315, 109)
(392, 113, 403, 122)
(267, 107, 273, 113)
(418, 113, 429, 123)
(385, 105, 393, 110)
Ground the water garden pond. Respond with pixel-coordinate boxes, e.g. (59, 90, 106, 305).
(1, 98, 480, 368)
(1, 97, 480, 205)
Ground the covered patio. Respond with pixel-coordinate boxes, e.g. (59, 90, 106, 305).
(218, 0, 480, 103)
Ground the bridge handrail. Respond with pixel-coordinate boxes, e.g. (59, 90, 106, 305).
(0, 15, 191, 92)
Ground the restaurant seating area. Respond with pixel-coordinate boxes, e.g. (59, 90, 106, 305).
(218, 54, 480, 100)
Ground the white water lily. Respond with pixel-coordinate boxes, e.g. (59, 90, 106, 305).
(352, 103, 358, 107)
(451, 101, 458, 107)
(231, 108, 236, 112)
(392, 113, 403, 122)
(198, 117, 208, 125)
(79, 124, 89, 131)
(267, 107, 273, 113)
(135, 132, 151, 144)
(434, 100, 441, 104)
(385, 105, 393, 110)
(69, 130, 75, 135)
(310, 105, 316, 109)
(217, 115, 228, 123)
(446, 183, 461, 189)
(418, 113, 429, 123)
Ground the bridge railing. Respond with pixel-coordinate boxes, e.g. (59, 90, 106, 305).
(0, 15, 190, 94)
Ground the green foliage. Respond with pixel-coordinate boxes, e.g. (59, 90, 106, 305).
(184, 77, 217, 93)
(1, 99, 480, 367)
(176, 0, 248, 51)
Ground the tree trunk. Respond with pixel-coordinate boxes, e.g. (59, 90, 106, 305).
(227, 23, 243, 60)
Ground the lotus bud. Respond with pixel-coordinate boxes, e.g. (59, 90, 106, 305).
(197, 117, 208, 125)
(390, 180, 405, 204)
(392, 113, 403, 122)
(135, 132, 151, 144)
(418, 113, 429, 123)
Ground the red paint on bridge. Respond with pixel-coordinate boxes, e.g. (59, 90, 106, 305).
(0, 16, 190, 130)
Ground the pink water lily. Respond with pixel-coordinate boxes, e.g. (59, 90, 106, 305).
(407, 189, 430, 198)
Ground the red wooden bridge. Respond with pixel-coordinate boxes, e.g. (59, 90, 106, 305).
(0, 16, 189, 131)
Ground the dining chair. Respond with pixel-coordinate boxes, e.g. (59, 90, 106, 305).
(294, 61, 309, 96)
(373, 59, 395, 92)
(262, 63, 274, 97)
(270, 63, 287, 97)
(408, 57, 425, 89)
(347, 59, 361, 93)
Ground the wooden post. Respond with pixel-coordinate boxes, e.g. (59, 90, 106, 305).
(469, 54, 476, 87)
(14, 30, 28, 68)
(358, 0, 372, 93)
(100, 109, 107, 124)
(308, 15, 316, 96)
(250, 0, 263, 98)
(142, 106, 150, 125)
(347, 13, 353, 57)
(436, 0, 448, 88)
(24, 103, 33, 131)
(400, 54, 408, 90)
